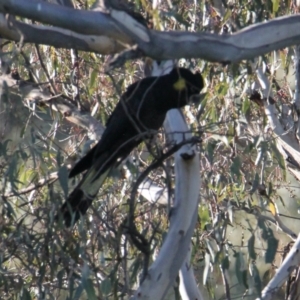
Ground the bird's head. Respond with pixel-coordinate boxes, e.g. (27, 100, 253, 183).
(171, 68, 204, 106)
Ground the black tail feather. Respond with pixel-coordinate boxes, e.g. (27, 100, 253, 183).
(69, 146, 97, 178)
(57, 188, 94, 227)
(57, 164, 110, 227)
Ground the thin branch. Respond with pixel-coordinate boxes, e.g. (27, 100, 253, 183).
(0, 73, 105, 141)
(3, 169, 63, 198)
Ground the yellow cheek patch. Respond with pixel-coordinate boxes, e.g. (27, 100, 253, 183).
(173, 78, 186, 90)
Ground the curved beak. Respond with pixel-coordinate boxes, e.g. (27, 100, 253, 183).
(189, 94, 202, 104)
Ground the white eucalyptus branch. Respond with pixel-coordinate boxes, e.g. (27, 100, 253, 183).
(293, 46, 300, 111)
(257, 232, 300, 300)
(179, 243, 204, 300)
(0, 14, 123, 55)
(256, 68, 300, 169)
(137, 178, 168, 206)
(2, 1, 300, 63)
(293, 46, 300, 143)
(256, 68, 297, 147)
(133, 63, 201, 299)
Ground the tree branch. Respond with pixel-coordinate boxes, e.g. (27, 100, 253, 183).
(2, 1, 300, 63)
(0, 74, 105, 141)
(258, 233, 300, 300)
(0, 14, 124, 54)
(133, 62, 201, 299)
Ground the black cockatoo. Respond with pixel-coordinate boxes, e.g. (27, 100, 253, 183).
(58, 67, 204, 226)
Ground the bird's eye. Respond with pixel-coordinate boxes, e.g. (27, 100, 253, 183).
(190, 86, 199, 94)
(189, 94, 201, 104)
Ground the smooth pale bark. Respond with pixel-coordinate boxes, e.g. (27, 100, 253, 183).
(0, 14, 123, 55)
(2, 1, 300, 62)
(132, 62, 201, 299)
(133, 109, 200, 299)
(257, 233, 300, 300)
(254, 66, 300, 300)
(179, 244, 204, 300)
